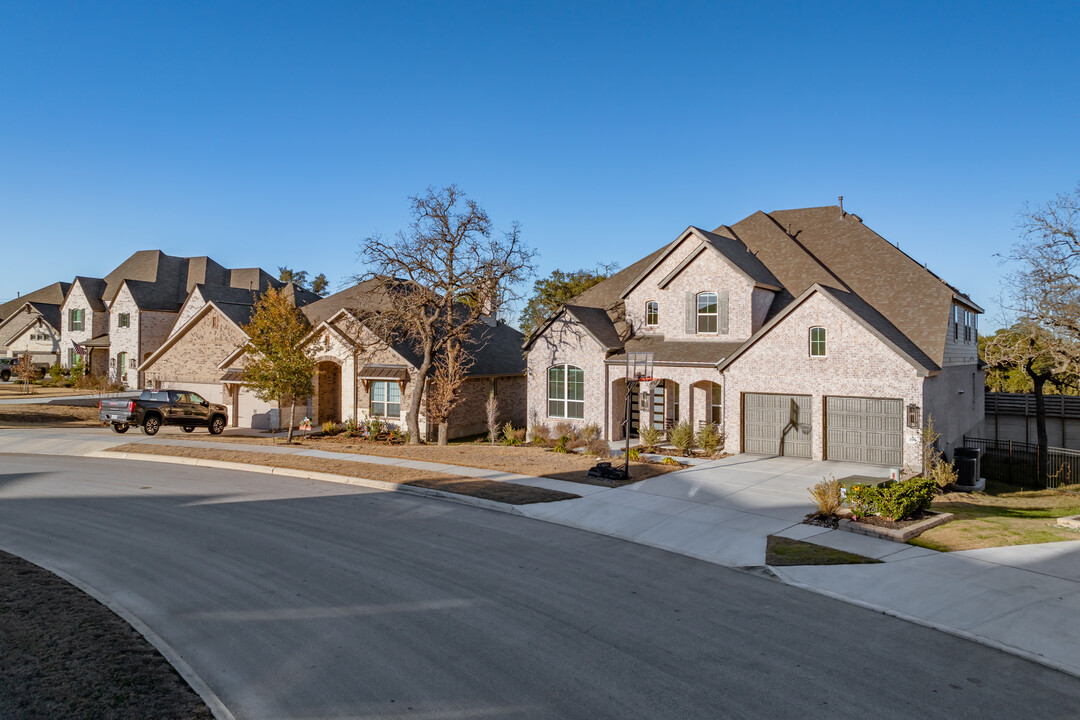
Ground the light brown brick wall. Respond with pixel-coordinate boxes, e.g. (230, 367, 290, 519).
(143, 308, 247, 386)
(526, 315, 608, 436)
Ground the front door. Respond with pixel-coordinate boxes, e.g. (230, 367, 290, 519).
(630, 382, 665, 437)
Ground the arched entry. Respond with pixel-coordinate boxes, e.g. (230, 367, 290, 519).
(315, 360, 341, 424)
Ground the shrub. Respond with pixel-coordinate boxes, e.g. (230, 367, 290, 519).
(501, 421, 524, 446)
(48, 363, 65, 383)
(846, 483, 879, 519)
(529, 423, 551, 444)
(579, 422, 602, 443)
(662, 456, 682, 466)
(927, 457, 958, 490)
(553, 435, 570, 453)
(694, 423, 723, 456)
(808, 476, 843, 516)
(586, 437, 610, 457)
(668, 421, 694, 456)
(342, 417, 358, 436)
(627, 447, 641, 461)
(877, 477, 936, 521)
(638, 425, 663, 451)
(368, 417, 383, 437)
(553, 421, 575, 440)
(322, 421, 339, 435)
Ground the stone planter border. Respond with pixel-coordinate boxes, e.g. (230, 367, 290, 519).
(837, 510, 954, 543)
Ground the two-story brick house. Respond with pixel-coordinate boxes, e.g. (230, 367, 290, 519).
(0, 281, 71, 363)
(525, 205, 983, 469)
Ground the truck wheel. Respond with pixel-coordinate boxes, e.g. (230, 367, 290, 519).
(181, 426, 195, 433)
(209, 416, 226, 435)
(141, 416, 161, 436)
(0, 370, 9, 382)
(110, 423, 129, 434)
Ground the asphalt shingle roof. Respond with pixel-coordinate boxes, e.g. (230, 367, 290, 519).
(0, 282, 72, 323)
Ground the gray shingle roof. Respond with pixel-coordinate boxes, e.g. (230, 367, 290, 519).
(605, 336, 744, 366)
(0, 281, 72, 322)
(563, 305, 623, 351)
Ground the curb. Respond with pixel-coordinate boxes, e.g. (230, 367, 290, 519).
(768, 565, 1080, 680)
(86, 450, 523, 516)
(0, 548, 238, 720)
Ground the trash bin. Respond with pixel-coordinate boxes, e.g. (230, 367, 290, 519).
(954, 446, 980, 487)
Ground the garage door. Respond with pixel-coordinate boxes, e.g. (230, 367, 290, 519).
(825, 396, 903, 465)
(743, 393, 812, 458)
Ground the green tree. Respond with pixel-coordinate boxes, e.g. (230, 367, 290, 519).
(519, 265, 617, 338)
(311, 273, 329, 297)
(277, 266, 310, 289)
(240, 287, 316, 443)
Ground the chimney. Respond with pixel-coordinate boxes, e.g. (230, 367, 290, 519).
(838, 196, 845, 217)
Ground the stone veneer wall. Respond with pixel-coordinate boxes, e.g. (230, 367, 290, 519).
(722, 291, 926, 469)
(526, 315, 607, 436)
(623, 235, 756, 342)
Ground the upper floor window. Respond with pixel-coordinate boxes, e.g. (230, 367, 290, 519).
(69, 308, 84, 332)
(809, 327, 827, 357)
(645, 301, 659, 326)
(696, 292, 718, 333)
(547, 364, 584, 419)
(119, 313, 130, 328)
(370, 380, 401, 417)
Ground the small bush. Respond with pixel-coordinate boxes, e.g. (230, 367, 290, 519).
(808, 476, 843, 516)
(877, 477, 936, 520)
(586, 437, 610, 457)
(662, 456, 682, 466)
(579, 422, 602, 443)
(695, 423, 723, 456)
(927, 457, 958, 490)
(322, 421, 339, 435)
(368, 417, 383, 437)
(48, 363, 65, 383)
(668, 421, 694, 456)
(529, 423, 551, 443)
(553, 435, 570, 453)
(501, 421, 524, 446)
(553, 421, 575, 440)
(638, 425, 663, 451)
(846, 483, 879, 519)
(627, 447, 641, 461)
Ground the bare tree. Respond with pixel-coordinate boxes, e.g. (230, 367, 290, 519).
(352, 185, 535, 443)
(425, 339, 473, 445)
(14, 352, 35, 395)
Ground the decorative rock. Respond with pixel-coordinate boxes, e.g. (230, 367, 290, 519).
(1056, 515, 1080, 529)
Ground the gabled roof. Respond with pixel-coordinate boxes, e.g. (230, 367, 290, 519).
(0, 281, 72, 322)
(300, 279, 392, 327)
(717, 283, 939, 376)
(656, 229, 782, 291)
(63, 277, 107, 312)
(0, 302, 62, 346)
(115, 279, 185, 312)
(140, 300, 249, 372)
(523, 304, 623, 352)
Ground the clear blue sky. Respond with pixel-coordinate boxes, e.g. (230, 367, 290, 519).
(2, 1, 1078, 330)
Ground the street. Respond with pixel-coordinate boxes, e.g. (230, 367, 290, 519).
(2, 453, 1079, 719)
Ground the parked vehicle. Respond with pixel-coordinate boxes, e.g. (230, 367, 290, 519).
(0, 357, 12, 382)
(99, 389, 228, 436)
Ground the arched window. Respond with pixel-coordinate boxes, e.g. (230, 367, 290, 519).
(645, 301, 659, 326)
(696, 292, 718, 333)
(809, 327, 827, 357)
(547, 364, 584, 419)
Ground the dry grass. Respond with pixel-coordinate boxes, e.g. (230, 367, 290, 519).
(911, 486, 1080, 551)
(202, 434, 676, 486)
(765, 536, 881, 566)
(0, 403, 101, 427)
(0, 384, 96, 399)
(0, 549, 213, 720)
(107, 443, 580, 505)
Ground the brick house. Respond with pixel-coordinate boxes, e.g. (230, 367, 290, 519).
(58, 250, 283, 388)
(524, 205, 984, 469)
(0, 281, 70, 363)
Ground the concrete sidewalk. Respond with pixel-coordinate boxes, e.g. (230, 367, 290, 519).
(3, 428, 1080, 677)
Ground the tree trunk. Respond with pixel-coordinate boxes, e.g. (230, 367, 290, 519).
(1032, 372, 1049, 483)
(438, 422, 448, 446)
(287, 396, 296, 444)
(406, 358, 431, 444)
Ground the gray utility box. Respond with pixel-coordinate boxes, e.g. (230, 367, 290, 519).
(954, 446, 980, 487)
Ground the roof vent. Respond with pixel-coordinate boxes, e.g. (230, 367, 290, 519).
(838, 195, 844, 216)
(850, 214, 862, 223)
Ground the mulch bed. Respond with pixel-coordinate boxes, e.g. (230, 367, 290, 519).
(0, 549, 213, 720)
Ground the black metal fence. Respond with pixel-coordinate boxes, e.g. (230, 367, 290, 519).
(962, 436, 1080, 489)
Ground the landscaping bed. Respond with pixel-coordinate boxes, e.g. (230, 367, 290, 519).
(106, 443, 581, 504)
(0, 403, 101, 426)
(200, 434, 677, 486)
(0, 549, 213, 720)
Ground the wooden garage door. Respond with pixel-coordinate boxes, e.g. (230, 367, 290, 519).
(742, 393, 812, 458)
(825, 396, 903, 466)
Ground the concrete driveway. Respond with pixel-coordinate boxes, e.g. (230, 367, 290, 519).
(518, 454, 898, 566)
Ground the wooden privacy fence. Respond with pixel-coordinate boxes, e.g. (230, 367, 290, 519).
(963, 436, 1080, 489)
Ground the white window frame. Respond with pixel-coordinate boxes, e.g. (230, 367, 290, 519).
(119, 313, 130, 328)
(710, 384, 723, 425)
(370, 380, 401, 418)
(696, 292, 718, 334)
(645, 301, 659, 327)
(809, 326, 827, 357)
(547, 364, 584, 419)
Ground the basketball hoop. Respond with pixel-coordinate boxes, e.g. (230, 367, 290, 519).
(626, 351, 655, 385)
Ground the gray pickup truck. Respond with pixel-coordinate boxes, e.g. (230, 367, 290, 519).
(99, 389, 229, 436)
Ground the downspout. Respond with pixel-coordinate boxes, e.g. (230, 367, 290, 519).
(353, 348, 359, 422)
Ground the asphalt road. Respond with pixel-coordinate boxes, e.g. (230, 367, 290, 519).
(2, 454, 1079, 720)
